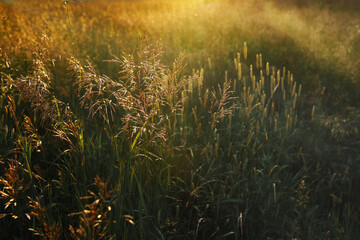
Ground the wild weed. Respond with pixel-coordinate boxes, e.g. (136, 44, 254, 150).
(0, 0, 359, 238)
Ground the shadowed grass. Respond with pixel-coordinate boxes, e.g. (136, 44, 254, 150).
(0, 0, 359, 239)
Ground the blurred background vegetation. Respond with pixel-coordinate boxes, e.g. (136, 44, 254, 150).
(0, 0, 359, 239)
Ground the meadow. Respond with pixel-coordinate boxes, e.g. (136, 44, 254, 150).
(0, 0, 359, 239)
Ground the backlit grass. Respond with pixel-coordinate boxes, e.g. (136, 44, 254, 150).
(1, 0, 359, 239)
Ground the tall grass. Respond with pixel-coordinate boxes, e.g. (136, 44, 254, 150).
(2, 0, 359, 105)
(1, 0, 359, 239)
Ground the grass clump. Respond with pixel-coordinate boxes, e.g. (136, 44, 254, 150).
(1, 0, 359, 239)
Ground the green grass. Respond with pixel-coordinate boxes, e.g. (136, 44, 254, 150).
(0, 0, 359, 239)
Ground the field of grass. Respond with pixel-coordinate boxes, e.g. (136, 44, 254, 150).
(1, 0, 359, 239)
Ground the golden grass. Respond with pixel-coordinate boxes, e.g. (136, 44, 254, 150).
(1, 0, 359, 96)
(1, 0, 359, 239)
